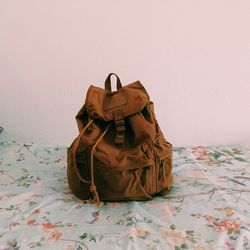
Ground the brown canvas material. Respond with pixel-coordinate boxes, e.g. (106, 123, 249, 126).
(67, 73, 173, 206)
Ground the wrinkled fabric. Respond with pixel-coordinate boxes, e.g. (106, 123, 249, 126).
(0, 132, 250, 250)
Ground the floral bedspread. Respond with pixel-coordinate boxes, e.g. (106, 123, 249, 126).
(0, 130, 250, 250)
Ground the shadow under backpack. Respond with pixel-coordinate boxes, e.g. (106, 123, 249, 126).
(67, 73, 173, 206)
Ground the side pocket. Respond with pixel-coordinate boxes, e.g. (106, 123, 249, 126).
(138, 165, 156, 196)
(156, 157, 173, 195)
(67, 147, 91, 200)
(154, 135, 172, 159)
(134, 168, 153, 200)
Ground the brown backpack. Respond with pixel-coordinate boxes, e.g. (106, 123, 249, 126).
(67, 73, 173, 206)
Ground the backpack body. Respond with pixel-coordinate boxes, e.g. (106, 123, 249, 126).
(67, 73, 173, 205)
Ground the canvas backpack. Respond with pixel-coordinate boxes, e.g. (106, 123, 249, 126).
(67, 73, 173, 206)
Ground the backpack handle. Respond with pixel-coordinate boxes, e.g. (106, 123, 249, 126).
(105, 73, 122, 92)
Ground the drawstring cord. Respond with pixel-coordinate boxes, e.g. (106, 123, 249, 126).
(72, 119, 93, 184)
(72, 119, 111, 206)
(89, 124, 111, 206)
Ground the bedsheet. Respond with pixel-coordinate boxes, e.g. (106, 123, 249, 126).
(0, 130, 250, 250)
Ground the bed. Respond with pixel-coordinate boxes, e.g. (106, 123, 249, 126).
(0, 128, 250, 250)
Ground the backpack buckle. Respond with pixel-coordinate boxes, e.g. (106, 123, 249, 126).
(113, 110, 125, 144)
(115, 119, 125, 132)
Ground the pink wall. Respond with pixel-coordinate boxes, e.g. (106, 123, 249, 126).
(0, 1, 250, 146)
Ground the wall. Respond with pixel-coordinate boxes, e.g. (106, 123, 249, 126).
(0, 0, 250, 147)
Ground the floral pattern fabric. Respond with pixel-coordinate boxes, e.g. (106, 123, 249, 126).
(0, 130, 250, 250)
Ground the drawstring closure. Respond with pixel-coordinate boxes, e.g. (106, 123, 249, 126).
(89, 124, 111, 206)
(72, 119, 93, 184)
(72, 119, 111, 206)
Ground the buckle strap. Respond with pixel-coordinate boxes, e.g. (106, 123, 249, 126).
(115, 119, 125, 127)
(113, 109, 125, 144)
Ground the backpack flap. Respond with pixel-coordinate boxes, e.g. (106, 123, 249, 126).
(85, 81, 156, 145)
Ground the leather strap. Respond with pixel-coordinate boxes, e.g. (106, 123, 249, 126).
(105, 73, 122, 92)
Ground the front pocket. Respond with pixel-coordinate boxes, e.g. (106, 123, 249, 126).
(95, 166, 152, 201)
